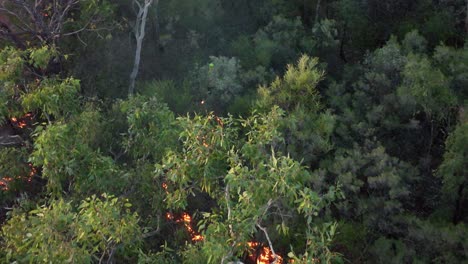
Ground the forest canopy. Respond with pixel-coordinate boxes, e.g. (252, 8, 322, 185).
(0, 0, 467, 263)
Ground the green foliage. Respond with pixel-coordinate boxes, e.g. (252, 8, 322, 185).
(257, 55, 334, 166)
(437, 121, 468, 222)
(0, 47, 24, 81)
(398, 54, 456, 119)
(432, 44, 468, 103)
(1, 1, 467, 262)
(28, 46, 57, 69)
(405, 218, 468, 262)
(0, 148, 30, 196)
(325, 141, 417, 233)
(161, 0, 224, 32)
(0, 45, 64, 118)
(140, 80, 193, 114)
(193, 56, 244, 113)
(282, 107, 335, 166)
(22, 78, 81, 119)
(331, 0, 377, 58)
(364, 36, 407, 85)
(31, 110, 123, 196)
(156, 106, 341, 263)
(258, 55, 323, 112)
(333, 222, 369, 262)
(119, 95, 178, 162)
(254, 16, 305, 68)
(422, 10, 456, 46)
(369, 237, 412, 264)
(1, 194, 141, 263)
(438, 122, 468, 195)
(402, 30, 427, 54)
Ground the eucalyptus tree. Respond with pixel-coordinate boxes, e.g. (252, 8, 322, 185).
(129, 0, 155, 95)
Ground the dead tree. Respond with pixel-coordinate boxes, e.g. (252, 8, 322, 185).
(129, 0, 155, 95)
(0, 0, 111, 46)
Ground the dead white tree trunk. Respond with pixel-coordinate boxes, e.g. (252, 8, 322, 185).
(129, 0, 154, 95)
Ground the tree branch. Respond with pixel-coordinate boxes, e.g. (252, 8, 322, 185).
(256, 223, 280, 264)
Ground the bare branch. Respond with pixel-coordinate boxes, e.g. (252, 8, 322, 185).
(0, 0, 112, 45)
(0, 135, 24, 147)
(256, 223, 280, 264)
(225, 184, 234, 237)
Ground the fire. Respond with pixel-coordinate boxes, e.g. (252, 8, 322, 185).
(167, 212, 204, 241)
(163, 181, 204, 241)
(166, 212, 174, 220)
(1, 163, 37, 191)
(10, 112, 33, 129)
(175, 212, 204, 242)
(247, 242, 283, 264)
(0, 177, 13, 191)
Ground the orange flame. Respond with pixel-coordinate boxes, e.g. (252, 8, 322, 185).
(166, 212, 174, 220)
(168, 212, 204, 242)
(10, 113, 33, 129)
(0, 177, 13, 191)
(163, 181, 204, 241)
(176, 212, 204, 242)
(247, 241, 284, 264)
(0, 163, 36, 191)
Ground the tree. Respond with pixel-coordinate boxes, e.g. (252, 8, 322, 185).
(129, 0, 154, 95)
(156, 108, 341, 263)
(2, 194, 141, 263)
(192, 56, 244, 113)
(438, 121, 468, 224)
(257, 55, 335, 167)
(325, 140, 417, 234)
(0, 0, 115, 46)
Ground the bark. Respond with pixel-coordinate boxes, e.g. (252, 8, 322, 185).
(453, 183, 465, 225)
(129, 0, 154, 95)
(315, 0, 322, 25)
(339, 24, 348, 63)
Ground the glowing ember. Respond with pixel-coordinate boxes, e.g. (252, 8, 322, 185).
(10, 113, 33, 129)
(215, 116, 224, 127)
(169, 212, 204, 242)
(247, 241, 283, 264)
(179, 212, 204, 241)
(0, 177, 13, 191)
(0, 163, 37, 191)
(166, 212, 174, 220)
(163, 183, 203, 241)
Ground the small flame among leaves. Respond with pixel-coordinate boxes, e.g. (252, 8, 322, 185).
(10, 113, 33, 129)
(1, 163, 37, 191)
(177, 212, 204, 242)
(247, 242, 284, 264)
(163, 183, 203, 241)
